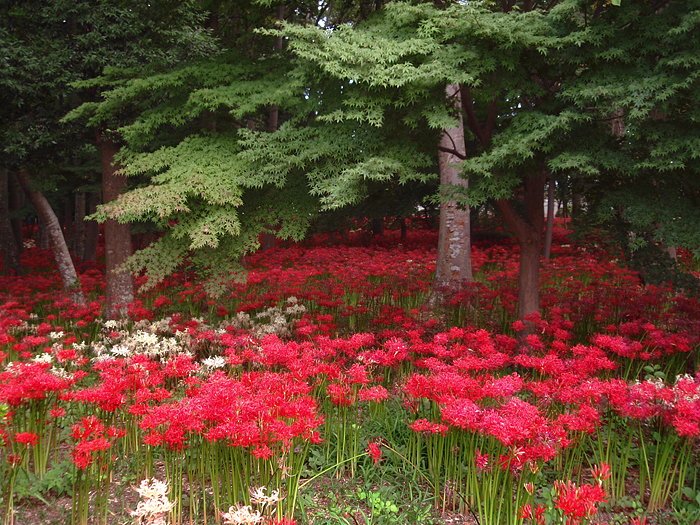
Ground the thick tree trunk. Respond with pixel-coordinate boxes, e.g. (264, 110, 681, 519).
(16, 169, 83, 302)
(518, 229, 542, 321)
(543, 180, 555, 259)
(496, 170, 546, 322)
(37, 216, 50, 249)
(0, 169, 23, 276)
(98, 134, 134, 318)
(83, 193, 100, 262)
(431, 84, 473, 303)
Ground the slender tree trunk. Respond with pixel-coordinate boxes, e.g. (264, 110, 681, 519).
(496, 169, 546, 322)
(372, 217, 384, 236)
(64, 197, 75, 252)
(16, 169, 84, 302)
(268, 4, 285, 133)
(431, 84, 472, 304)
(74, 192, 86, 259)
(572, 184, 581, 218)
(400, 217, 407, 241)
(0, 169, 23, 276)
(543, 179, 555, 259)
(83, 193, 100, 262)
(260, 4, 287, 253)
(8, 172, 23, 254)
(98, 134, 134, 318)
(665, 245, 677, 261)
(561, 184, 568, 227)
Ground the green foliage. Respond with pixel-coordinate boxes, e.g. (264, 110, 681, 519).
(672, 486, 700, 525)
(60, 0, 700, 293)
(1, 0, 214, 165)
(553, 1, 700, 258)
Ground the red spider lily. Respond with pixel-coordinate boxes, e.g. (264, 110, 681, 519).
(557, 403, 601, 434)
(663, 375, 700, 437)
(140, 371, 323, 452)
(347, 363, 371, 384)
(70, 416, 123, 470)
(49, 406, 65, 418)
(0, 362, 72, 406)
(71, 415, 105, 441)
(252, 444, 275, 459)
(14, 431, 39, 446)
(441, 398, 483, 431)
(474, 449, 489, 471)
(72, 437, 111, 469)
(518, 503, 546, 525)
(591, 462, 612, 486)
(326, 382, 355, 407)
(6, 453, 22, 467)
(552, 478, 607, 523)
(480, 398, 549, 448)
(357, 385, 389, 403)
(410, 418, 449, 436)
(367, 441, 383, 464)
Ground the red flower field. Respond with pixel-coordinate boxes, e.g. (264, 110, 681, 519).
(1, 220, 699, 525)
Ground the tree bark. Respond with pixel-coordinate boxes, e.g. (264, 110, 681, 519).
(543, 179, 555, 259)
(37, 215, 50, 249)
(0, 169, 23, 276)
(431, 84, 473, 303)
(16, 169, 83, 302)
(98, 134, 134, 318)
(496, 169, 546, 322)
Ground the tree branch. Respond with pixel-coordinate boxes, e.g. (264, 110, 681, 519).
(437, 145, 467, 160)
(461, 86, 488, 147)
(496, 198, 527, 241)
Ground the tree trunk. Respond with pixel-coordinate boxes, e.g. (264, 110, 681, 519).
(98, 134, 134, 318)
(74, 192, 86, 259)
(260, 4, 286, 253)
(0, 169, 23, 276)
(543, 180, 555, 259)
(496, 170, 546, 322)
(431, 84, 473, 304)
(64, 196, 75, 253)
(372, 217, 384, 236)
(8, 172, 23, 254)
(665, 245, 677, 261)
(16, 169, 83, 302)
(400, 217, 407, 241)
(571, 181, 581, 218)
(37, 216, 50, 249)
